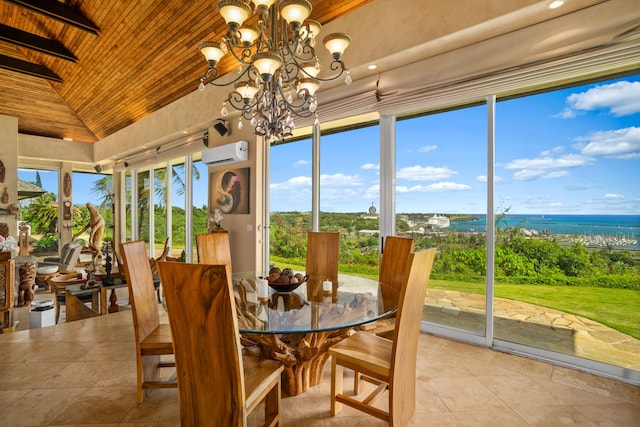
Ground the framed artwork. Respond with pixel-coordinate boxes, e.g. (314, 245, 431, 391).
(209, 167, 250, 214)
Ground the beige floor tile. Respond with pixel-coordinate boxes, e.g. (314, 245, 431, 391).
(49, 386, 137, 425)
(427, 376, 507, 412)
(573, 403, 640, 426)
(551, 365, 640, 407)
(2, 311, 638, 426)
(0, 387, 89, 427)
(514, 404, 601, 426)
(448, 407, 530, 427)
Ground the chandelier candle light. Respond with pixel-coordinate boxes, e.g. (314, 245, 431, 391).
(198, 0, 352, 141)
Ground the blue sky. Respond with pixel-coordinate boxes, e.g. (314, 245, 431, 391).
(270, 73, 640, 215)
(19, 74, 639, 216)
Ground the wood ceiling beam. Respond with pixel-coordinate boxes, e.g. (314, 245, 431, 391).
(0, 54, 62, 82)
(6, 0, 100, 35)
(0, 24, 77, 62)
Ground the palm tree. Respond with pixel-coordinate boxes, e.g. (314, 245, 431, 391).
(90, 163, 201, 240)
(22, 192, 58, 235)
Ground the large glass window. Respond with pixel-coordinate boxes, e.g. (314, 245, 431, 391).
(268, 124, 381, 277)
(17, 168, 59, 257)
(396, 105, 488, 334)
(269, 139, 312, 266)
(320, 126, 381, 276)
(153, 163, 168, 258)
(494, 74, 640, 369)
(136, 168, 151, 251)
(191, 159, 209, 261)
(171, 159, 187, 260)
(71, 171, 113, 244)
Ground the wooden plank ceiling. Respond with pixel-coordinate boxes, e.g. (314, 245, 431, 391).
(0, 0, 372, 143)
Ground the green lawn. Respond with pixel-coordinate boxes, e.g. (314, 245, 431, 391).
(430, 279, 640, 340)
(269, 257, 640, 339)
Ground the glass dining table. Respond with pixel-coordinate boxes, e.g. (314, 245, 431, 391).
(231, 273, 398, 396)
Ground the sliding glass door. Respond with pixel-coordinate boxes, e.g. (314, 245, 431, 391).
(396, 105, 488, 335)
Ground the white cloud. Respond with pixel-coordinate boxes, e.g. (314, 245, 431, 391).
(293, 159, 309, 167)
(270, 175, 311, 190)
(542, 171, 568, 179)
(396, 182, 471, 192)
(513, 169, 545, 180)
(512, 169, 569, 181)
(505, 153, 592, 170)
(540, 146, 564, 156)
(575, 127, 640, 158)
(603, 193, 625, 199)
(361, 163, 379, 170)
(418, 145, 437, 153)
(476, 175, 502, 182)
(319, 173, 365, 187)
(557, 81, 640, 118)
(397, 165, 457, 181)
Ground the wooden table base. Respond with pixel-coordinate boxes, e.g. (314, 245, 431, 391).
(242, 329, 350, 396)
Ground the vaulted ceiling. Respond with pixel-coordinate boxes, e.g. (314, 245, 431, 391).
(0, 0, 372, 143)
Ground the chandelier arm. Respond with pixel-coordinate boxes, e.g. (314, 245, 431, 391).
(226, 43, 256, 65)
(204, 66, 253, 87)
(313, 61, 348, 82)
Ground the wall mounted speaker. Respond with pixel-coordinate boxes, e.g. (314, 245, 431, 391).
(214, 120, 228, 136)
(203, 130, 209, 147)
(94, 165, 102, 173)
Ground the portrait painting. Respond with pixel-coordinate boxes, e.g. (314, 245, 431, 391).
(209, 167, 250, 214)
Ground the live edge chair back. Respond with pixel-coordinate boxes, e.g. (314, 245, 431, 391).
(196, 232, 232, 270)
(119, 240, 176, 403)
(157, 262, 283, 427)
(329, 247, 437, 426)
(305, 232, 339, 299)
(362, 235, 415, 337)
(379, 235, 415, 313)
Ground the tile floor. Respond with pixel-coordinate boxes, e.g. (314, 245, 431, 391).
(0, 309, 638, 426)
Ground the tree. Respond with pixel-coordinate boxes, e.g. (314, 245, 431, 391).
(22, 192, 58, 235)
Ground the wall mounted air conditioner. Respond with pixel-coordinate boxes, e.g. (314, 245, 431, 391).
(201, 141, 248, 166)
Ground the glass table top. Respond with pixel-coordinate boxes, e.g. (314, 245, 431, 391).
(231, 272, 397, 334)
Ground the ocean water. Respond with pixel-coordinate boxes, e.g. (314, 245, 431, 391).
(450, 214, 640, 249)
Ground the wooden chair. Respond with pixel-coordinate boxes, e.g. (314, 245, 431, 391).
(157, 261, 283, 427)
(196, 232, 232, 269)
(365, 236, 415, 336)
(305, 231, 339, 300)
(49, 272, 91, 324)
(119, 240, 177, 403)
(329, 248, 437, 426)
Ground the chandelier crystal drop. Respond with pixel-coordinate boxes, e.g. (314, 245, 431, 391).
(198, 0, 351, 141)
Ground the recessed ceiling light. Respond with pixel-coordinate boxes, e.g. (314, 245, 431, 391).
(368, 64, 378, 70)
(548, 0, 564, 9)
(63, 137, 73, 141)
(183, 130, 188, 134)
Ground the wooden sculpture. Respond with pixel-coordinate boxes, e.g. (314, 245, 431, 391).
(73, 203, 105, 264)
(17, 262, 36, 307)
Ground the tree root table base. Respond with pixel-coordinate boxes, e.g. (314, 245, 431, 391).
(242, 329, 351, 396)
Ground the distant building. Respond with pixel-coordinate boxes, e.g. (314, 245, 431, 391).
(428, 214, 450, 229)
(362, 202, 379, 219)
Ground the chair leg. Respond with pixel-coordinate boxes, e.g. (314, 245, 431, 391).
(331, 357, 343, 415)
(263, 378, 281, 427)
(354, 371, 361, 395)
(55, 304, 61, 324)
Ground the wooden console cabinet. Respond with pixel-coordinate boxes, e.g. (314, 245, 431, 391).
(0, 259, 16, 332)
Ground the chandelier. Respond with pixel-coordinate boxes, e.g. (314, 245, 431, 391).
(198, 0, 352, 141)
